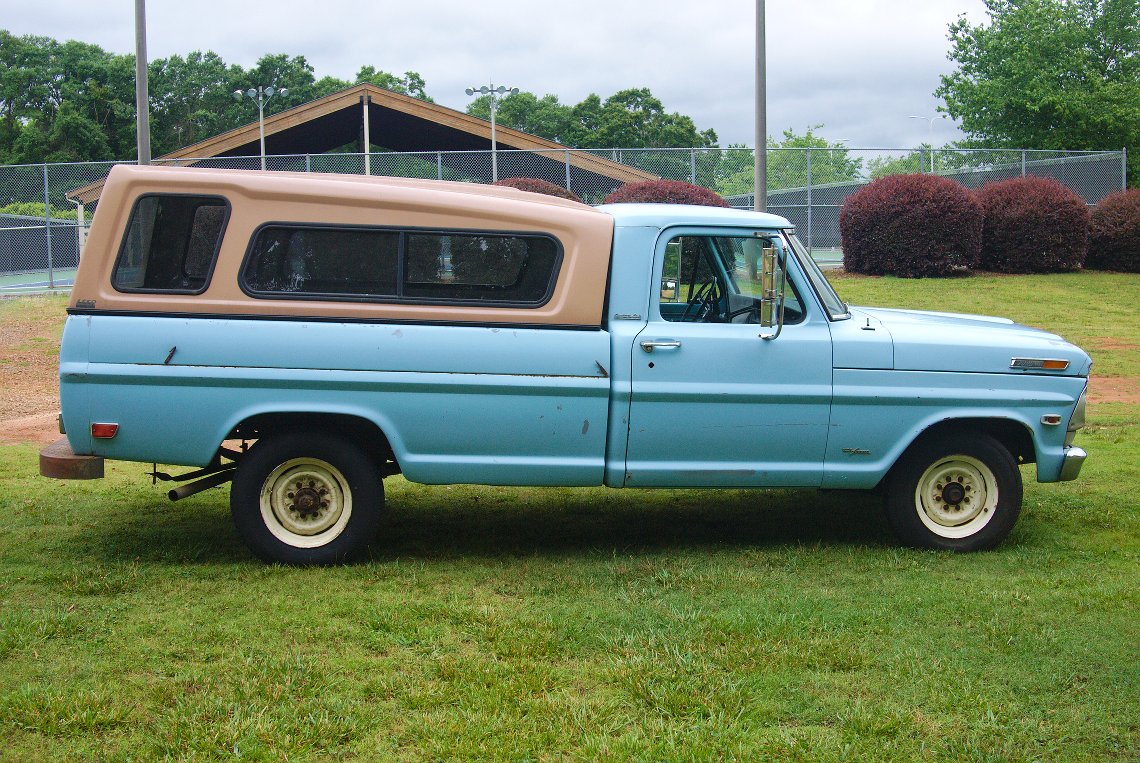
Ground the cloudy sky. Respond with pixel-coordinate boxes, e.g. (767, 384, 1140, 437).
(3, 0, 990, 150)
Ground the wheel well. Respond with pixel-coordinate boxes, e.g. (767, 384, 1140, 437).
(226, 413, 400, 475)
(907, 418, 1034, 466)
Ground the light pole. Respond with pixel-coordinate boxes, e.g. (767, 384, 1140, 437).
(465, 83, 519, 182)
(234, 86, 289, 170)
(908, 114, 946, 173)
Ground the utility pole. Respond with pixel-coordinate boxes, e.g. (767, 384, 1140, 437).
(754, 0, 766, 212)
(134, 0, 151, 164)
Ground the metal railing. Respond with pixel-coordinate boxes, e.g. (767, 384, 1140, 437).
(0, 147, 1126, 292)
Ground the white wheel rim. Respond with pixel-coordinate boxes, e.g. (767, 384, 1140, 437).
(913, 455, 999, 539)
(259, 458, 352, 548)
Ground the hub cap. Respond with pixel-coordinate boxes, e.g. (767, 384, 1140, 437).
(259, 458, 352, 548)
(914, 455, 999, 539)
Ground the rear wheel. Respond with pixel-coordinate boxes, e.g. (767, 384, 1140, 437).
(231, 432, 383, 564)
(885, 433, 1021, 551)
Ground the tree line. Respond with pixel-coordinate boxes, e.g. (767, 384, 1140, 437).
(0, 29, 861, 197)
(0, 30, 727, 166)
(0, 31, 429, 164)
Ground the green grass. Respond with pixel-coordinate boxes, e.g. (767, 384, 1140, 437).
(1, 274, 1138, 761)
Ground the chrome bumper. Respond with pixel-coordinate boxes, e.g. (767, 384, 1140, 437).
(1058, 446, 1087, 482)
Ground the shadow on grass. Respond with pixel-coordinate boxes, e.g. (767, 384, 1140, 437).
(373, 488, 891, 560)
(74, 486, 892, 565)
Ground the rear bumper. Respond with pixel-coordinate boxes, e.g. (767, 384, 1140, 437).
(39, 437, 104, 480)
(1058, 445, 1087, 482)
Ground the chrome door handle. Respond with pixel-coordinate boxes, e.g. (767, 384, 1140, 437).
(640, 340, 681, 353)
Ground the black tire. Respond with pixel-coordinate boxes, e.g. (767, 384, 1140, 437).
(230, 432, 383, 565)
(884, 432, 1022, 552)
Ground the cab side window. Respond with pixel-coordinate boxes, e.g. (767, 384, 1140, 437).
(658, 233, 805, 324)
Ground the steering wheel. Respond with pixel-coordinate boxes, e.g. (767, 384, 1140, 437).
(681, 278, 721, 322)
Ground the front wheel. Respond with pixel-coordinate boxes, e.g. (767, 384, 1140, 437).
(884, 433, 1022, 552)
(231, 432, 383, 564)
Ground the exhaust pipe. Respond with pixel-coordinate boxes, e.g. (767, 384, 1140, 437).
(168, 468, 236, 501)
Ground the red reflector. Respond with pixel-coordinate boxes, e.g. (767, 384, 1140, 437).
(91, 423, 119, 439)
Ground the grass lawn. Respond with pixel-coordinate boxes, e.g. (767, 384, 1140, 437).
(1, 273, 1137, 761)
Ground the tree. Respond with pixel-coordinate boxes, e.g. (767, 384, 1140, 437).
(1, 33, 135, 162)
(353, 67, 430, 101)
(936, 0, 1139, 185)
(149, 51, 245, 153)
(0, 31, 55, 162)
(467, 92, 572, 143)
(464, 87, 716, 150)
(583, 88, 717, 150)
(713, 127, 862, 197)
(867, 145, 933, 179)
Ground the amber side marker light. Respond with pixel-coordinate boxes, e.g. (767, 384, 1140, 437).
(91, 423, 120, 439)
(1010, 358, 1070, 370)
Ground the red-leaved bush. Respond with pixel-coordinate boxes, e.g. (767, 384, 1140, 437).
(491, 177, 583, 204)
(603, 179, 729, 207)
(839, 174, 982, 277)
(976, 177, 1089, 273)
(1085, 188, 1140, 273)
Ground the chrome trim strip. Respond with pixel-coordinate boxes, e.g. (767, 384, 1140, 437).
(1066, 387, 1088, 446)
(1010, 357, 1070, 370)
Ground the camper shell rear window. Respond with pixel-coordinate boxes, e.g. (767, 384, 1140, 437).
(112, 194, 229, 294)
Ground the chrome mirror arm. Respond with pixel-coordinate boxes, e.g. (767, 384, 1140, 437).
(759, 247, 787, 341)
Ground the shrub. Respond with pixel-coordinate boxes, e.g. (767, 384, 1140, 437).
(0, 202, 83, 220)
(976, 177, 1089, 273)
(491, 177, 583, 204)
(838, 174, 982, 278)
(1086, 189, 1140, 273)
(603, 179, 729, 207)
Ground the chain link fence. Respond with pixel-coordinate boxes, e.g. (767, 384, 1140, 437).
(1, 147, 1126, 292)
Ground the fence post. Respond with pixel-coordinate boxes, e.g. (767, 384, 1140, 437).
(690, 149, 697, 185)
(305, 154, 311, 173)
(1021, 150, 1026, 177)
(1123, 147, 1128, 191)
(806, 148, 813, 253)
(43, 163, 54, 289)
(437, 152, 443, 181)
(565, 150, 572, 193)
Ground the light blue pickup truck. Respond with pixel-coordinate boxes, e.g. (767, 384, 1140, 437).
(41, 165, 1090, 564)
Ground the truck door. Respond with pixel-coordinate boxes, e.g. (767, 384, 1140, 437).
(625, 230, 833, 487)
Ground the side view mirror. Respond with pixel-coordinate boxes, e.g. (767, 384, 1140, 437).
(660, 279, 677, 301)
(758, 243, 787, 341)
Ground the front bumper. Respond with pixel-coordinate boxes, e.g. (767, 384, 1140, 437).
(1058, 445, 1087, 482)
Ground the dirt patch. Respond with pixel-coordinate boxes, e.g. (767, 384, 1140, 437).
(1, 297, 66, 444)
(1088, 375, 1140, 405)
(0, 412, 60, 445)
(1088, 336, 1140, 353)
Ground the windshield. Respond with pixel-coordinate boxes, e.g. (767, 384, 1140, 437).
(783, 231, 848, 320)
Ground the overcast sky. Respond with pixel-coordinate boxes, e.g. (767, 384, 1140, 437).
(2, 0, 990, 150)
